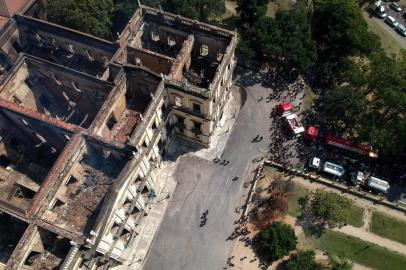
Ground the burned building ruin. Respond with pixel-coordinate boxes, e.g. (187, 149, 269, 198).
(0, 1, 236, 269)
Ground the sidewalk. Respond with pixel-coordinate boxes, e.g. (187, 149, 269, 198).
(194, 85, 242, 161)
(333, 225, 406, 257)
(114, 161, 178, 270)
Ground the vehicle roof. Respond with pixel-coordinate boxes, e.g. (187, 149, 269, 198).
(311, 157, 321, 166)
(278, 102, 293, 112)
(323, 162, 345, 175)
(324, 161, 344, 169)
(368, 176, 390, 192)
(285, 113, 298, 119)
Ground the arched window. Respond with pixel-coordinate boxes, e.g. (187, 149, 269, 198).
(168, 35, 176, 47)
(151, 30, 160, 41)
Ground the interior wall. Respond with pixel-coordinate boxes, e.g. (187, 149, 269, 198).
(127, 47, 172, 75)
(0, 109, 70, 162)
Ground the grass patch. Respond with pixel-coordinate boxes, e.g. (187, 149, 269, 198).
(362, 11, 403, 55)
(287, 184, 309, 217)
(371, 212, 406, 245)
(267, 0, 292, 17)
(344, 204, 363, 228)
(225, 0, 292, 18)
(301, 231, 406, 270)
(225, 0, 238, 15)
(303, 85, 316, 111)
(222, 0, 292, 28)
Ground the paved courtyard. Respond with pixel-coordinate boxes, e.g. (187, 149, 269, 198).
(143, 75, 275, 270)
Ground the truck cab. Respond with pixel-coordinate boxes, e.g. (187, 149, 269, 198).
(350, 171, 365, 186)
(308, 157, 321, 170)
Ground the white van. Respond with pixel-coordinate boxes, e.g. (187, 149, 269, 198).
(322, 162, 345, 177)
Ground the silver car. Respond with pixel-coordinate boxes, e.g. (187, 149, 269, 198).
(386, 15, 399, 28)
(390, 1, 402, 12)
(396, 23, 406, 36)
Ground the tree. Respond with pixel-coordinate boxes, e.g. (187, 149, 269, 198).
(253, 178, 292, 228)
(319, 51, 406, 155)
(265, 178, 291, 216)
(112, 0, 140, 35)
(322, 84, 366, 132)
(45, 0, 114, 39)
(310, 189, 352, 228)
(286, 250, 321, 270)
(273, 0, 316, 74)
(237, 0, 316, 75)
(259, 222, 297, 262)
(163, 0, 225, 22)
(312, 0, 381, 60)
(236, 0, 268, 28)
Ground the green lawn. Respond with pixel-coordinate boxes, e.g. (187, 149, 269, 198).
(362, 11, 403, 55)
(301, 231, 406, 270)
(344, 204, 364, 228)
(286, 183, 363, 227)
(287, 184, 309, 217)
(266, 0, 292, 17)
(303, 85, 316, 111)
(370, 212, 406, 245)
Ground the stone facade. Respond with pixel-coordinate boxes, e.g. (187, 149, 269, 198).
(0, 2, 236, 270)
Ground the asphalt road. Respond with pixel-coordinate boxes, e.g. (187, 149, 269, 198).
(143, 79, 273, 270)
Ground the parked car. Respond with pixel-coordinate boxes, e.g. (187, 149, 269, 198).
(390, 1, 402, 12)
(386, 15, 399, 27)
(396, 23, 406, 36)
(371, 1, 387, 18)
(374, 5, 387, 18)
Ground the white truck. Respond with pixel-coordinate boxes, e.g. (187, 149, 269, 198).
(351, 171, 390, 193)
(307, 157, 345, 178)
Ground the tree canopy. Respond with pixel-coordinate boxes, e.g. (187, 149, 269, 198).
(286, 250, 321, 270)
(310, 189, 352, 228)
(312, 0, 380, 60)
(236, 0, 268, 28)
(321, 51, 406, 154)
(237, 0, 316, 75)
(45, 0, 114, 39)
(259, 222, 297, 262)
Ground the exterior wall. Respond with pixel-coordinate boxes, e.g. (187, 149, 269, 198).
(15, 15, 117, 64)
